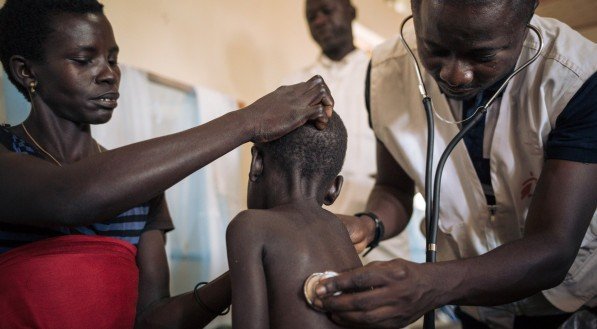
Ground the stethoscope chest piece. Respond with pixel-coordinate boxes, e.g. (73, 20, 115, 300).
(303, 271, 339, 311)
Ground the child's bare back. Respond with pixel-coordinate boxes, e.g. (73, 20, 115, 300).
(227, 203, 361, 329)
(226, 112, 357, 328)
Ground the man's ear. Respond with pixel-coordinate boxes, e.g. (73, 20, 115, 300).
(349, 5, 357, 21)
(528, 1, 539, 22)
(323, 175, 344, 206)
(249, 146, 264, 182)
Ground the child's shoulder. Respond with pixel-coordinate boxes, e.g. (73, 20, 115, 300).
(227, 209, 277, 232)
(226, 209, 287, 246)
(232, 209, 279, 221)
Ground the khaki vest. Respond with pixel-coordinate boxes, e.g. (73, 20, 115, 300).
(370, 15, 597, 313)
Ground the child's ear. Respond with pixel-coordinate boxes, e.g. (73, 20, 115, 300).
(249, 146, 264, 182)
(323, 175, 344, 206)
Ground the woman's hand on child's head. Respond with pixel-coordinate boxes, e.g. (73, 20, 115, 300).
(244, 75, 334, 143)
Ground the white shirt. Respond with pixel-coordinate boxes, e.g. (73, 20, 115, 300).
(283, 49, 413, 262)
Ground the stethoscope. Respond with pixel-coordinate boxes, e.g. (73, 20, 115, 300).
(399, 15, 544, 329)
(302, 14, 544, 329)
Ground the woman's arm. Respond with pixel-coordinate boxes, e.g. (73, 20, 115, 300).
(226, 211, 269, 329)
(134, 229, 231, 329)
(0, 76, 333, 227)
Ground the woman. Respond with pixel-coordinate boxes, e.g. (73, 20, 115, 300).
(0, 1, 333, 328)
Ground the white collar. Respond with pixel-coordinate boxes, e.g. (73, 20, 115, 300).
(317, 48, 366, 68)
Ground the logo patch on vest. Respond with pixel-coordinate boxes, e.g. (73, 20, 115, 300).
(521, 172, 538, 201)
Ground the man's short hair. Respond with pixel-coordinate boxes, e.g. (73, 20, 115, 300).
(0, 0, 105, 100)
(412, 0, 537, 25)
(259, 112, 347, 186)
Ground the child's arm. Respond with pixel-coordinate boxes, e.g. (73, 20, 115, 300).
(226, 211, 269, 329)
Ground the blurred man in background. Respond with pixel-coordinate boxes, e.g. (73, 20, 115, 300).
(282, 0, 412, 263)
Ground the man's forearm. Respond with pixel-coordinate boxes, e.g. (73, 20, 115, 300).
(430, 233, 575, 308)
(433, 160, 595, 308)
(367, 185, 413, 240)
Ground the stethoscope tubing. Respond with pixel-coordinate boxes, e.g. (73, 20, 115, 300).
(398, 14, 544, 329)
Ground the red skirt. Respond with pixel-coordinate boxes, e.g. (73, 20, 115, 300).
(0, 235, 139, 329)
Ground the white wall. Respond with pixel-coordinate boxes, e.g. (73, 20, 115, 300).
(1, 0, 592, 104)
(102, 0, 321, 104)
(536, 0, 597, 41)
(0, 0, 402, 103)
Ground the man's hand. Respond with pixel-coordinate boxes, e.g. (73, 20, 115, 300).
(312, 259, 446, 328)
(244, 75, 334, 143)
(337, 214, 375, 253)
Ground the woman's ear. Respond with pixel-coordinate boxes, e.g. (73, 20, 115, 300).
(323, 175, 344, 206)
(249, 146, 264, 182)
(9, 55, 34, 90)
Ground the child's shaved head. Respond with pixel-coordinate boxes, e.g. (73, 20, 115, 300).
(258, 112, 347, 186)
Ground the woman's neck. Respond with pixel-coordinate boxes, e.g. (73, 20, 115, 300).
(19, 103, 96, 165)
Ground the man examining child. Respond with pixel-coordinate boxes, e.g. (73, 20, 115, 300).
(226, 113, 361, 329)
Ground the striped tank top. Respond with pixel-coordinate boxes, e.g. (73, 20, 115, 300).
(0, 125, 152, 254)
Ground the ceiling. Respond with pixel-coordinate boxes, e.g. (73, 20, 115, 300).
(1, 0, 593, 41)
(355, 0, 597, 42)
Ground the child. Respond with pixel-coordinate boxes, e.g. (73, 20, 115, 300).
(226, 113, 362, 328)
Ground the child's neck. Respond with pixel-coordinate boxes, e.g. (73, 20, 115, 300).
(265, 176, 323, 209)
(267, 196, 321, 210)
